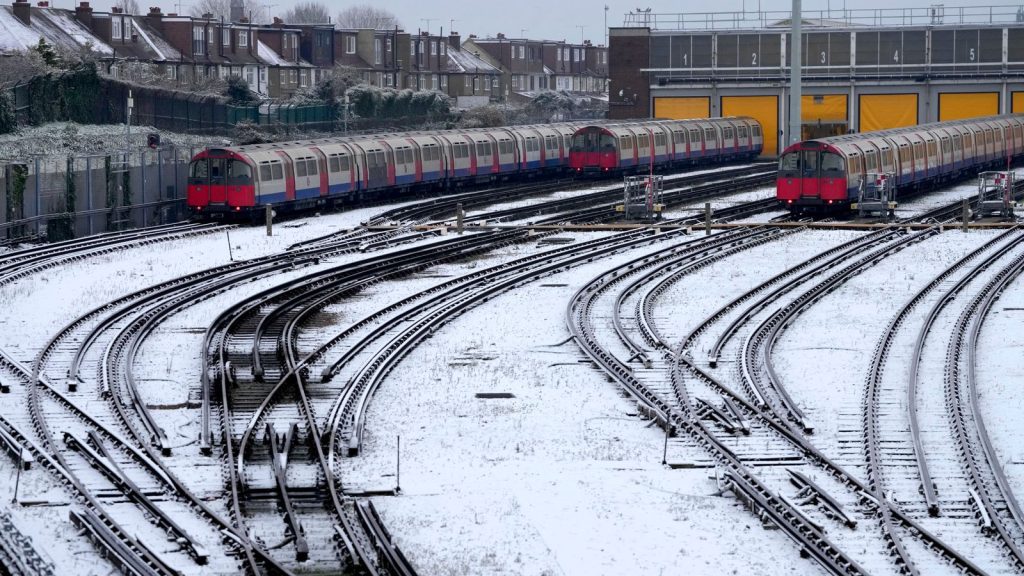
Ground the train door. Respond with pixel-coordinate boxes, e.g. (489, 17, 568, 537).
(207, 157, 227, 204)
(798, 147, 820, 198)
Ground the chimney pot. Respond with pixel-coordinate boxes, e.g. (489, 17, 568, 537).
(111, 5, 121, 12)
(13, 0, 30, 25)
(201, 11, 212, 19)
(36, 1, 47, 7)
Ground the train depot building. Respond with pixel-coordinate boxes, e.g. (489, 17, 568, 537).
(609, 6, 1024, 156)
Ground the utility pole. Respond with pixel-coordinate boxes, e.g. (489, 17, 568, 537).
(788, 0, 803, 147)
(604, 5, 609, 46)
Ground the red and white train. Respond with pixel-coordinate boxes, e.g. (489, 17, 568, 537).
(568, 117, 763, 174)
(187, 117, 763, 218)
(777, 114, 1024, 212)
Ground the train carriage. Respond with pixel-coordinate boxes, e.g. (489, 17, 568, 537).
(777, 114, 1024, 213)
(188, 117, 762, 218)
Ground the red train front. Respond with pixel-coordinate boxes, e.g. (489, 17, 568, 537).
(569, 126, 619, 174)
(776, 141, 851, 212)
(187, 149, 257, 216)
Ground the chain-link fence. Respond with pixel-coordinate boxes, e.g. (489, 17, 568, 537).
(1, 146, 201, 243)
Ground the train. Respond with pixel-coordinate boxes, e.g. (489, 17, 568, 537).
(569, 117, 763, 174)
(187, 117, 764, 218)
(777, 114, 1024, 213)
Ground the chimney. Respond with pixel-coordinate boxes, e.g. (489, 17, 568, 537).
(75, 1, 92, 26)
(229, 0, 242, 22)
(111, 5, 121, 12)
(145, 6, 162, 29)
(448, 32, 460, 50)
(496, 32, 505, 39)
(238, 16, 248, 23)
(272, 16, 282, 26)
(201, 11, 212, 19)
(12, 0, 30, 25)
(36, 1, 48, 6)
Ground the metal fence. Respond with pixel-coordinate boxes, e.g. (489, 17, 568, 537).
(623, 4, 1024, 31)
(1, 146, 201, 242)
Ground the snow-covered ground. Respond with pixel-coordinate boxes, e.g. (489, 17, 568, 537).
(1, 175, 1023, 575)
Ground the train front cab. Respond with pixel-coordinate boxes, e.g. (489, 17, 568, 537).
(777, 142, 849, 211)
(188, 149, 256, 216)
(569, 126, 618, 174)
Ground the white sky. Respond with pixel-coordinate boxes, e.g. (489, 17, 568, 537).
(79, 1, 973, 46)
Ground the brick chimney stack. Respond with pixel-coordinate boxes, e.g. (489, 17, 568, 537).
(75, 1, 93, 27)
(448, 32, 460, 50)
(12, 0, 30, 25)
(145, 6, 162, 30)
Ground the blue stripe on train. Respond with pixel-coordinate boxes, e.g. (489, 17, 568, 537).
(500, 163, 517, 172)
(422, 171, 443, 182)
(295, 187, 321, 200)
(396, 174, 416, 185)
(454, 168, 472, 177)
(523, 160, 542, 169)
(328, 183, 352, 195)
(257, 191, 287, 204)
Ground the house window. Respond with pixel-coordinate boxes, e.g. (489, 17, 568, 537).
(375, 39, 382, 64)
(376, 72, 383, 85)
(518, 45, 524, 59)
(573, 49, 579, 62)
(411, 41, 416, 55)
(431, 41, 437, 56)
(465, 76, 471, 88)
(581, 50, 585, 63)
(556, 48, 561, 61)
(432, 74, 438, 90)
(222, 28, 230, 46)
(192, 26, 205, 55)
(346, 36, 356, 54)
(112, 16, 123, 39)
(511, 75, 518, 89)
(289, 69, 297, 84)
(386, 38, 392, 51)
(473, 77, 479, 91)
(441, 43, 446, 55)
(238, 31, 248, 47)
(418, 41, 425, 54)
(300, 70, 308, 87)
(563, 47, 569, 61)
(440, 75, 447, 89)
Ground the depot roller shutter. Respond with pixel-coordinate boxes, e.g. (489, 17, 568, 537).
(859, 94, 918, 132)
(721, 95, 779, 156)
(802, 94, 847, 122)
(653, 97, 710, 119)
(938, 92, 998, 121)
(1014, 92, 1024, 113)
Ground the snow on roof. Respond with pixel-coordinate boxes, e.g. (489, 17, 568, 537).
(0, 6, 111, 55)
(257, 39, 287, 66)
(256, 39, 314, 68)
(446, 47, 499, 74)
(131, 17, 176, 61)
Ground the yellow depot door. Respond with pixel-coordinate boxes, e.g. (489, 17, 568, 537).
(721, 95, 779, 156)
(653, 97, 710, 119)
(1014, 92, 1024, 114)
(859, 94, 918, 132)
(939, 93, 998, 121)
(802, 94, 847, 123)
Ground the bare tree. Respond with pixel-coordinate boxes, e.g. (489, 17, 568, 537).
(189, 0, 267, 23)
(282, 1, 330, 24)
(116, 0, 140, 14)
(335, 5, 400, 29)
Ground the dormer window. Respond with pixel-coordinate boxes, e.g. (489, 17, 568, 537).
(222, 28, 230, 46)
(346, 36, 356, 54)
(238, 31, 248, 47)
(111, 16, 123, 39)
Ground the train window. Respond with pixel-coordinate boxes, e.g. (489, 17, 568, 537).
(638, 134, 649, 149)
(723, 127, 733, 140)
(226, 160, 252, 184)
(260, 163, 273, 181)
(328, 156, 339, 172)
(272, 163, 283, 180)
(690, 129, 701, 142)
(190, 159, 208, 179)
(801, 151, 819, 175)
(296, 159, 307, 177)
(865, 151, 877, 172)
(779, 152, 799, 172)
(546, 136, 557, 150)
(654, 133, 666, 147)
(620, 136, 632, 150)
(599, 134, 615, 151)
(306, 158, 318, 175)
(752, 125, 761, 137)
(738, 126, 748, 139)
(821, 153, 844, 174)
(476, 142, 492, 157)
